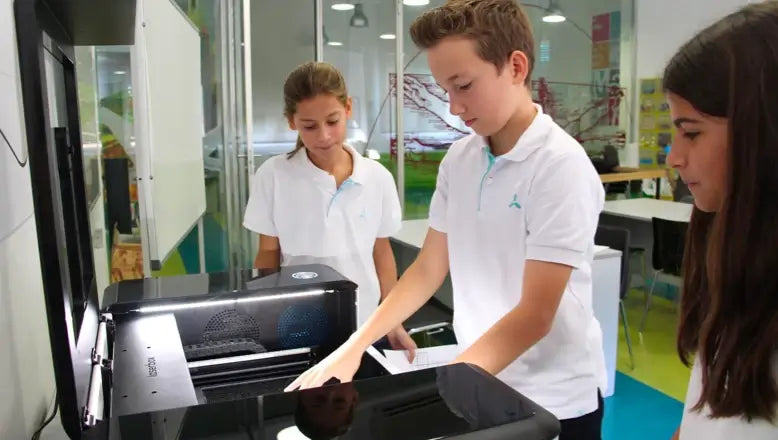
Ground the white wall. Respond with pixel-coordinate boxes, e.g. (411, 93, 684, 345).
(250, 0, 315, 147)
(635, 0, 754, 80)
(622, 0, 754, 165)
(0, 0, 59, 438)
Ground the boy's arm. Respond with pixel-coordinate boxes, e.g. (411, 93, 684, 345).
(353, 229, 449, 350)
(356, 153, 452, 356)
(286, 228, 449, 390)
(454, 260, 570, 374)
(287, 148, 454, 391)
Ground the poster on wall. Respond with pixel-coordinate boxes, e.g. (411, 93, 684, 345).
(386, 73, 473, 218)
(589, 11, 622, 131)
(388, 73, 470, 158)
(638, 78, 673, 168)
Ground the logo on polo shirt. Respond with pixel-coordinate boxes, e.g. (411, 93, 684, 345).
(359, 207, 367, 218)
(509, 194, 521, 209)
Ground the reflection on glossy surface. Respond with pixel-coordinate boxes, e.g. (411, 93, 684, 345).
(295, 381, 359, 439)
(112, 363, 552, 439)
(437, 362, 534, 430)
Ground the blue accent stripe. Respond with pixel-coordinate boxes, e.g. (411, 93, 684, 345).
(328, 178, 354, 216)
(478, 150, 496, 211)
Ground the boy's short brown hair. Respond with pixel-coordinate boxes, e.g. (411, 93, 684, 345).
(409, 0, 535, 86)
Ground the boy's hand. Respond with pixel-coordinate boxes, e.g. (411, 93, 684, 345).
(387, 326, 417, 362)
(284, 340, 364, 391)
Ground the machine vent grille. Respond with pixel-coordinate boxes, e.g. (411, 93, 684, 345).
(202, 309, 262, 343)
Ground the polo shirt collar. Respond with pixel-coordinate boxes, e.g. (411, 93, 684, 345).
(478, 104, 553, 162)
(292, 143, 367, 185)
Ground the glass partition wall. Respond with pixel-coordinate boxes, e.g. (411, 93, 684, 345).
(78, 1, 636, 275)
(320, 0, 635, 219)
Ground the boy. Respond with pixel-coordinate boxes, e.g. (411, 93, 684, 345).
(287, 1, 606, 438)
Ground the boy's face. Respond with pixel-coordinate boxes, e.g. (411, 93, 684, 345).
(427, 36, 527, 137)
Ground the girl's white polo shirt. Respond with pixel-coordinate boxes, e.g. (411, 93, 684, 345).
(243, 145, 402, 325)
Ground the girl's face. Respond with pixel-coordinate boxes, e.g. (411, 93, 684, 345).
(666, 92, 729, 212)
(288, 94, 352, 163)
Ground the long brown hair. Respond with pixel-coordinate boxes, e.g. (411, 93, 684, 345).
(283, 61, 349, 158)
(664, 2, 778, 421)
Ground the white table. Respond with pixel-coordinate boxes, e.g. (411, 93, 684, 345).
(390, 219, 621, 397)
(391, 219, 431, 249)
(603, 198, 692, 223)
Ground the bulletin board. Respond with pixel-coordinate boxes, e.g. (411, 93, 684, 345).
(638, 78, 674, 168)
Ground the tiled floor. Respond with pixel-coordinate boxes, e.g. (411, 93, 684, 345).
(617, 291, 690, 401)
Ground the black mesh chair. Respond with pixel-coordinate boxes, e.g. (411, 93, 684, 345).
(639, 217, 688, 333)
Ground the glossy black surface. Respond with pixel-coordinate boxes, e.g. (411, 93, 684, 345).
(15, 3, 103, 437)
(103, 265, 354, 312)
(102, 265, 453, 334)
(38, 0, 136, 45)
(109, 363, 560, 440)
(107, 264, 361, 418)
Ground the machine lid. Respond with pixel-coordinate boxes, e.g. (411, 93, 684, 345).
(110, 363, 561, 440)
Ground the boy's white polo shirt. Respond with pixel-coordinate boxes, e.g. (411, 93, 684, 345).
(242, 145, 402, 325)
(428, 105, 607, 420)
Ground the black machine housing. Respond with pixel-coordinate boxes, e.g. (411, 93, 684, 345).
(103, 264, 365, 417)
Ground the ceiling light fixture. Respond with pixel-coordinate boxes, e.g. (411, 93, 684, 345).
(349, 3, 368, 28)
